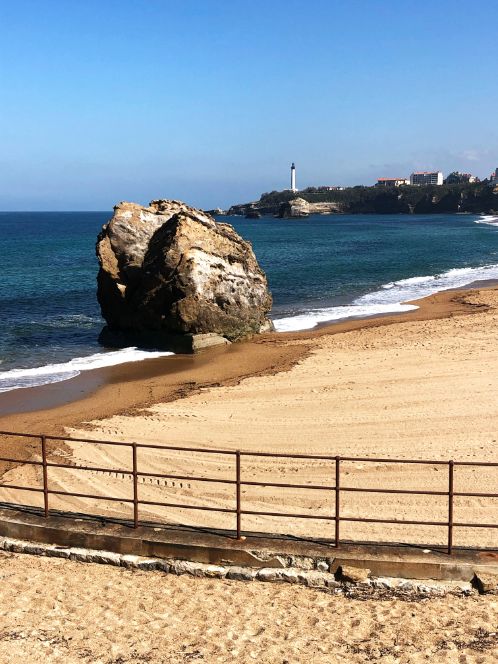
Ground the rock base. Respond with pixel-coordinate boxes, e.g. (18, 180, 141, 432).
(189, 333, 231, 352)
(98, 327, 231, 354)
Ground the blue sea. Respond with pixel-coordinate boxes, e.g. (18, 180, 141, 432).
(1, 210, 498, 393)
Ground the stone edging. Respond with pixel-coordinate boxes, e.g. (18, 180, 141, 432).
(0, 536, 492, 596)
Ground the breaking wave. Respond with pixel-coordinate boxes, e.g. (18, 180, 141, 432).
(273, 263, 498, 332)
(0, 348, 174, 393)
(474, 214, 498, 226)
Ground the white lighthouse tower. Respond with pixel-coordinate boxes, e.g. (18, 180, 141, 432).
(290, 162, 297, 192)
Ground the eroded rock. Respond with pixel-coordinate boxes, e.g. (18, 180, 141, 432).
(96, 199, 273, 348)
(278, 198, 343, 218)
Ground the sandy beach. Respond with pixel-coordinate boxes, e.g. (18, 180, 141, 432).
(0, 285, 497, 549)
(4, 3, 498, 661)
(0, 286, 498, 662)
(0, 550, 497, 664)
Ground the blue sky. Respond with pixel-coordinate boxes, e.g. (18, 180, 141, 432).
(1, 0, 497, 210)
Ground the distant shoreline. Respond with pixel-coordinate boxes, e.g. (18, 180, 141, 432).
(222, 182, 497, 218)
(216, 210, 493, 218)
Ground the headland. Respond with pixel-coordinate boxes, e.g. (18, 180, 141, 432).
(224, 181, 498, 217)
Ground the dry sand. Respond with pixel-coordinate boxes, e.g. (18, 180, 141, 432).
(0, 551, 497, 664)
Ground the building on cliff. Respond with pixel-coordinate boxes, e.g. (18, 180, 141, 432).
(410, 171, 443, 186)
(376, 178, 410, 187)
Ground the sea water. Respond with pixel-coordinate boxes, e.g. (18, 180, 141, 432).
(1, 210, 498, 392)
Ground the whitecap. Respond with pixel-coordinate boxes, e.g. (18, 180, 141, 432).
(474, 214, 498, 226)
(274, 303, 417, 332)
(0, 348, 174, 393)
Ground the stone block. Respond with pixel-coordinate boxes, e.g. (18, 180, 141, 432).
(226, 566, 257, 581)
(189, 334, 231, 353)
(120, 555, 162, 571)
(473, 572, 498, 594)
(199, 564, 227, 578)
(168, 560, 195, 575)
(264, 568, 304, 584)
(3, 539, 26, 553)
(68, 547, 122, 566)
(305, 570, 338, 588)
(337, 565, 371, 584)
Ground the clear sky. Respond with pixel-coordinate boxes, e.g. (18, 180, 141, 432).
(1, 0, 497, 211)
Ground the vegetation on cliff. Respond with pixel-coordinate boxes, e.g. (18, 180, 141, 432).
(228, 182, 498, 216)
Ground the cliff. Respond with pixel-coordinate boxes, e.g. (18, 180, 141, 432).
(227, 182, 498, 217)
(278, 197, 343, 217)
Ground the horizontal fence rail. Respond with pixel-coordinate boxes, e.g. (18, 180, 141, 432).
(0, 430, 497, 554)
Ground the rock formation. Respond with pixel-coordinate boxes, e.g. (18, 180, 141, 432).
(278, 198, 343, 218)
(279, 197, 310, 217)
(96, 200, 273, 350)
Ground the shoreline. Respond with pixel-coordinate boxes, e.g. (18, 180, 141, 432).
(0, 286, 498, 549)
(2, 282, 498, 549)
(0, 280, 495, 439)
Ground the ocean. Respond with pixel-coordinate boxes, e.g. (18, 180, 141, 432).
(1, 210, 498, 393)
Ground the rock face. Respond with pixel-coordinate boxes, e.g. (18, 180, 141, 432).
(279, 197, 310, 217)
(96, 200, 273, 348)
(278, 198, 343, 218)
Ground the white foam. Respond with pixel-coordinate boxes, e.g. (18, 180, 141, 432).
(0, 347, 174, 393)
(273, 262, 498, 333)
(274, 303, 417, 332)
(474, 214, 498, 226)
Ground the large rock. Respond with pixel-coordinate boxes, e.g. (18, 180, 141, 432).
(96, 199, 273, 349)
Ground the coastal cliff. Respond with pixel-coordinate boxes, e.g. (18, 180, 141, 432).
(96, 200, 273, 350)
(227, 182, 498, 217)
(278, 197, 342, 217)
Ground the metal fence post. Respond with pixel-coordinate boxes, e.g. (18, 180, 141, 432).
(236, 451, 242, 539)
(41, 435, 49, 518)
(448, 460, 454, 555)
(132, 443, 139, 529)
(335, 456, 340, 548)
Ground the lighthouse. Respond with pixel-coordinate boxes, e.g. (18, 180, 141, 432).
(290, 162, 297, 192)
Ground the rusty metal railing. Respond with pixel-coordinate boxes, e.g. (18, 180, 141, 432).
(0, 430, 497, 554)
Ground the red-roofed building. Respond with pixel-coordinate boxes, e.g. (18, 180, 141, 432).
(376, 178, 410, 187)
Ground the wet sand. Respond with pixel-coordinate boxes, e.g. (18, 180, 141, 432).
(0, 284, 484, 430)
